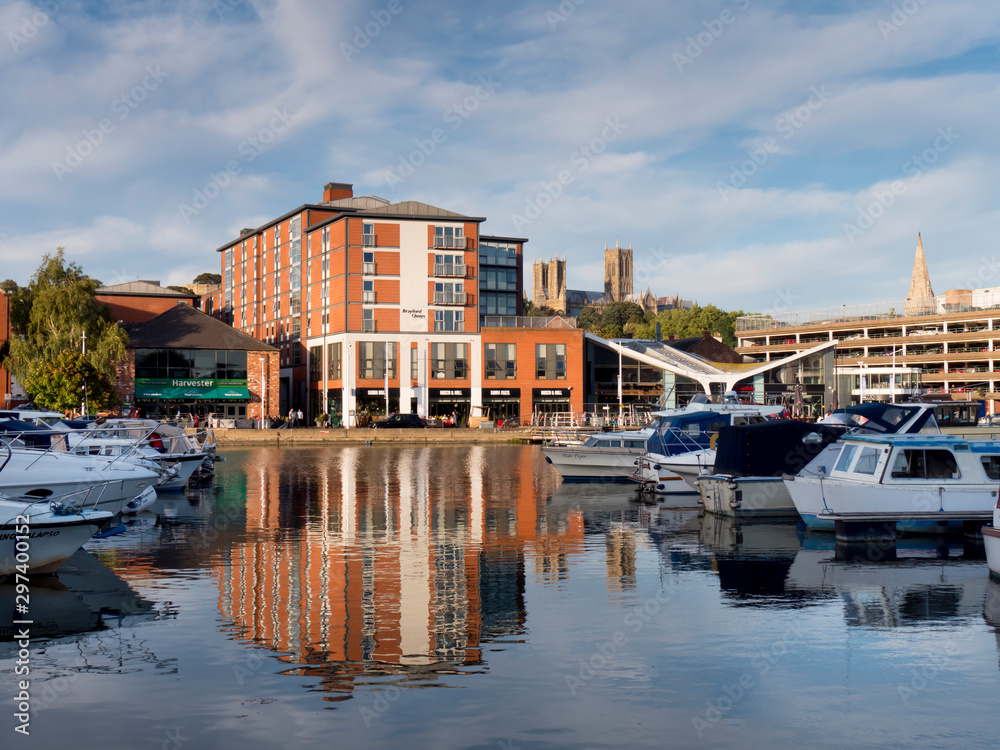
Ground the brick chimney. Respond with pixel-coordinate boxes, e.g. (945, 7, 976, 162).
(323, 182, 354, 201)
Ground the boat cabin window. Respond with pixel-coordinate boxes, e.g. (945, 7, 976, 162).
(980, 456, 1000, 481)
(889, 449, 960, 479)
(853, 446, 881, 475)
(834, 444, 858, 472)
(624, 439, 646, 449)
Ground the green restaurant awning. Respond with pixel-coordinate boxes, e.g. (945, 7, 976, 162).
(135, 385, 250, 400)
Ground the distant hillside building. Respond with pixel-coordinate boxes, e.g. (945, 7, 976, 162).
(531, 242, 691, 316)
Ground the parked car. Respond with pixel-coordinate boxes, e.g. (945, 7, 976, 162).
(371, 413, 426, 428)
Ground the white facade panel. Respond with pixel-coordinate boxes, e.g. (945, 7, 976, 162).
(399, 221, 430, 332)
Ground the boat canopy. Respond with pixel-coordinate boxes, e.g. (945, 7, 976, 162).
(713, 420, 846, 478)
(821, 403, 938, 435)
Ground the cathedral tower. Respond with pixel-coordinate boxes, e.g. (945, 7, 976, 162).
(604, 242, 633, 302)
(904, 233, 936, 316)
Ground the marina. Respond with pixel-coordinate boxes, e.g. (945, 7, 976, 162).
(3, 444, 1000, 748)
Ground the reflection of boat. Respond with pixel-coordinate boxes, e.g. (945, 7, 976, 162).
(786, 432, 1000, 534)
(786, 543, 988, 626)
(984, 497, 1000, 578)
(0, 549, 156, 641)
(1, 497, 112, 576)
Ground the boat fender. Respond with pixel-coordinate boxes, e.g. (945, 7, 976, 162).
(781, 473, 795, 481)
(727, 483, 738, 491)
(545, 456, 552, 464)
(655, 484, 665, 492)
(654, 465, 661, 471)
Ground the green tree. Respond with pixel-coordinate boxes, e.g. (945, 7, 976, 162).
(21, 350, 118, 413)
(167, 285, 195, 295)
(654, 304, 743, 348)
(577, 306, 601, 331)
(3, 249, 128, 385)
(523, 298, 558, 317)
(601, 301, 645, 334)
(192, 272, 222, 285)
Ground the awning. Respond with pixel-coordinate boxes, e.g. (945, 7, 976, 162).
(134, 384, 250, 400)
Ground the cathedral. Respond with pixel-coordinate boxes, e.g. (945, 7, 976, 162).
(531, 242, 691, 316)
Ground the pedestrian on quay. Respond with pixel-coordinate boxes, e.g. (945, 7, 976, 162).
(289, 408, 296, 428)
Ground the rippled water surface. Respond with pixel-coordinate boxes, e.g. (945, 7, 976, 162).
(4, 444, 1000, 749)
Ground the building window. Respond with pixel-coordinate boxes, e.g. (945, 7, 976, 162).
(485, 343, 516, 379)
(434, 225, 465, 249)
(411, 347, 418, 380)
(363, 251, 375, 276)
(480, 292, 518, 316)
(431, 342, 467, 380)
(536, 343, 566, 379)
(309, 346, 322, 381)
(434, 309, 464, 332)
(434, 254, 466, 277)
(359, 341, 396, 379)
(327, 342, 342, 379)
(134, 349, 247, 381)
(363, 222, 375, 247)
(362, 308, 375, 332)
(434, 281, 465, 305)
(363, 279, 375, 304)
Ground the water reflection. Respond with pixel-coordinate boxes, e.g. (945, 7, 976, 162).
(215, 446, 582, 701)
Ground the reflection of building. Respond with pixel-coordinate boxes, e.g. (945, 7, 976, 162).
(215, 446, 583, 698)
(736, 235, 1000, 410)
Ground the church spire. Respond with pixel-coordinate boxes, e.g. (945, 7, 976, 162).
(904, 233, 935, 316)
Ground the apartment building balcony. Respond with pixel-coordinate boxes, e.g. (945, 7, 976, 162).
(363, 234, 376, 247)
(363, 262, 376, 275)
(433, 263, 467, 277)
(433, 236, 467, 249)
(362, 320, 376, 332)
(434, 291, 467, 305)
(362, 290, 375, 304)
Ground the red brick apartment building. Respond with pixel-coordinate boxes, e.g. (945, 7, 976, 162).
(96, 280, 196, 324)
(212, 182, 585, 425)
(1, 291, 28, 408)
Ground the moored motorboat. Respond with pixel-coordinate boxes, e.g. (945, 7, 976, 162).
(785, 432, 1000, 535)
(0, 497, 113, 576)
(984, 497, 1000, 578)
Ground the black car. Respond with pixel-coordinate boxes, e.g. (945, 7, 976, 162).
(371, 413, 426, 428)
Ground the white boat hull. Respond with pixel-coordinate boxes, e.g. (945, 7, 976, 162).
(986, 526, 1000, 578)
(542, 446, 645, 483)
(785, 475, 996, 533)
(630, 456, 697, 495)
(0, 505, 113, 576)
(698, 475, 799, 517)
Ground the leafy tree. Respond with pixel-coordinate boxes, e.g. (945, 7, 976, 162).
(192, 272, 222, 285)
(654, 304, 743, 348)
(167, 285, 195, 295)
(577, 306, 601, 331)
(21, 350, 118, 413)
(3, 249, 128, 385)
(523, 298, 558, 317)
(601, 301, 645, 333)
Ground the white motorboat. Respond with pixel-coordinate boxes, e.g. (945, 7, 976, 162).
(984, 497, 1000, 578)
(699, 402, 949, 519)
(784, 432, 1000, 534)
(0, 440, 161, 515)
(630, 394, 786, 495)
(541, 425, 655, 483)
(0, 497, 113, 576)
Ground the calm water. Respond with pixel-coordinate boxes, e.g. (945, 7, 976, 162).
(4, 444, 1000, 749)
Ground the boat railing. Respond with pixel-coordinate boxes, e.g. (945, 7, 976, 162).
(0, 424, 161, 472)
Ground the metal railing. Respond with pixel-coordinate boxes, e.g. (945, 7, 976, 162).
(363, 234, 376, 247)
(434, 291, 466, 305)
(362, 262, 376, 275)
(433, 263, 467, 277)
(433, 235, 467, 249)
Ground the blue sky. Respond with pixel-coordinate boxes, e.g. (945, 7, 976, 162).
(2, 0, 999, 314)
